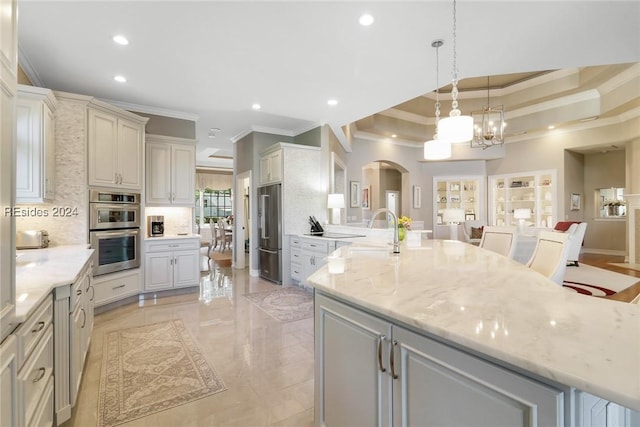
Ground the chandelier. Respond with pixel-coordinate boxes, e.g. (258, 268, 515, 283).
(437, 0, 473, 144)
(471, 76, 505, 149)
(424, 39, 452, 160)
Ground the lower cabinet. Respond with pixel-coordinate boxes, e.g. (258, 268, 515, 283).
(93, 268, 140, 307)
(290, 236, 336, 285)
(144, 238, 200, 291)
(53, 259, 94, 425)
(0, 335, 19, 427)
(576, 391, 636, 426)
(315, 292, 565, 427)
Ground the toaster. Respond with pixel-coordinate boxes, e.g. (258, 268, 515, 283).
(16, 230, 50, 249)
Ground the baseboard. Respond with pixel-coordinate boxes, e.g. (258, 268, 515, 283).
(582, 248, 626, 256)
(250, 268, 260, 277)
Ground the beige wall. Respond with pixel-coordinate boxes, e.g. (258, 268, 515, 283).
(17, 65, 32, 85)
(564, 150, 585, 223)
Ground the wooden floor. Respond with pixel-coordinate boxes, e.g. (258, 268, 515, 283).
(579, 253, 640, 303)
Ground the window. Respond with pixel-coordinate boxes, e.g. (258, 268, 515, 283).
(597, 187, 626, 218)
(195, 188, 232, 225)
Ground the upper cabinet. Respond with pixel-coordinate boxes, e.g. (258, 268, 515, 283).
(489, 169, 557, 229)
(87, 105, 146, 190)
(145, 135, 195, 206)
(260, 148, 282, 185)
(16, 85, 57, 203)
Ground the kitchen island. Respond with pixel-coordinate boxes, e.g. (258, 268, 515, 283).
(308, 240, 639, 426)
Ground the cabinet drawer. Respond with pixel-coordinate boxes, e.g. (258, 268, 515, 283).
(302, 240, 330, 253)
(291, 264, 303, 281)
(94, 271, 140, 305)
(291, 248, 302, 263)
(28, 376, 53, 427)
(290, 237, 301, 247)
(18, 324, 53, 426)
(145, 239, 199, 252)
(15, 296, 52, 366)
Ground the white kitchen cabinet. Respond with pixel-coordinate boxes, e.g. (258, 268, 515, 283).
(259, 148, 282, 185)
(87, 106, 145, 190)
(145, 135, 195, 206)
(13, 295, 54, 427)
(93, 268, 140, 307)
(16, 85, 57, 203)
(315, 292, 565, 427)
(0, 0, 18, 342)
(53, 259, 93, 424)
(290, 236, 337, 286)
(576, 391, 635, 427)
(144, 237, 200, 291)
(1, 335, 19, 427)
(489, 169, 557, 229)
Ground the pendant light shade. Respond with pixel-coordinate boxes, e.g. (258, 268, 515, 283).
(438, 0, 473, 144)
(424, 139, 451, 160)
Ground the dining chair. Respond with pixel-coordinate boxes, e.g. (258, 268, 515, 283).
(479, 226, 518, 259)
(217, 220, 232, 252)
(564, 222, 587, 266)
(208, 222, 219, 253)
(526, 231, 570, 285)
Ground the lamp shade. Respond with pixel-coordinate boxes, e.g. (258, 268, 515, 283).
(424, 139, 452, 160)
(327, 193, 345, 209)
(443, 208, 465, 224)
(513, 208, 531, 219)
(438, 115, 474, 144)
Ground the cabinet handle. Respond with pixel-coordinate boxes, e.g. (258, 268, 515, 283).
(113, 284, 125, 290)
(31, 321, 45, 333)
(76, 289, 82, 296)
(90, 285, 95, 302)
(389, 340, 398, 379)
(32, 367, 46, 383)
(377, 335, 386, 373)
(80, 308, 86, 328)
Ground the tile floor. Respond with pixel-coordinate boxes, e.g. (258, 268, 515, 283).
(63, 263, 314, 427)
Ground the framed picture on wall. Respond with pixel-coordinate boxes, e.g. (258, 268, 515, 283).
(570, 193, 581, 211)
(362, 186, 370, 210)
(350, 181, 361, 208)
(413, 185, 421, 209)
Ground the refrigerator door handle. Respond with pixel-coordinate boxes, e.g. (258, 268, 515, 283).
(259, 248, 278, 255)
(260, 194, 269, 239)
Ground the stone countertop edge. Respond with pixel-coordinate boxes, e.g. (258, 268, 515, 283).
(143, 234, 201, 241)
(15, 244, 94, 322)
(307, 240, 640, 412)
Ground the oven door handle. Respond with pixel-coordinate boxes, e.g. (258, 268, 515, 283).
(91, 229, 139, 239)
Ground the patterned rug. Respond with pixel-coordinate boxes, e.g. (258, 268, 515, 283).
(244, 287, 313, 322)
(98, 319, 226, 427)
(563, 264, 640, 296)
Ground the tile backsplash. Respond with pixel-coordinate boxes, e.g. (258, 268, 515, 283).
(145, 206, 193, 236)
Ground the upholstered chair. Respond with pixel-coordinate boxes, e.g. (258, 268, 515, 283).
(461, 220, 485, 245)
(526, 231, 571, 286)
(479, 226, 518, 259)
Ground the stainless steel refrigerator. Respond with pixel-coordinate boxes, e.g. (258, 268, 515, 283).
(258, 183, 282, 284)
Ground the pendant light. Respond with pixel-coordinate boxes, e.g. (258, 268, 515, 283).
(424, 39, 452, 160)
(438, 0, 473, 144)
(471, 76, 505, 149)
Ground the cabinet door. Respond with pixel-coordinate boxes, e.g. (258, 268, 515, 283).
(0, 0, 17, 341)
(43, 103, 55, 200)
(0, 335, 18, 427)
(144, 251, 174, 290)
(88, 109, 118, 187)
(70, 305, 85, 406)
(173, 250, 199, 288)
(117, 118, 142, 190)
(392, 325, 564, 427)
(315, 293, 392, 427)
(260, 155, 271, 184)
(15, 99, 41, 200)
(171, 144, 195, 206)
(268, 150, 282, 182)
(145, 142, 172, 205)
(575, 391, 633, 427)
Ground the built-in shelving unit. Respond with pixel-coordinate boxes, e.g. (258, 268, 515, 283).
(433, 176, 485, 236)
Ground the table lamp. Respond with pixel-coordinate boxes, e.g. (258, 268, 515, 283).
(442, 208, 465, 240)
(513, 208, 531, 235)
(327, 193, 345, 225)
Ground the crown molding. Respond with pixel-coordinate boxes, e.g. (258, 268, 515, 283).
(598, 63, 640, 95)
(506, 89, 600, 119)
(378, 108, 434, 125)
(99, 98, 199, 121)
(17, 46, 44, 87)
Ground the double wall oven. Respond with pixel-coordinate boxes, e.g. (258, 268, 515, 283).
(89, 189, 141, 276)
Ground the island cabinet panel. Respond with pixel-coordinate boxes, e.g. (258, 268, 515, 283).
(315, 292, 565, 427)
(575, 391, 635, 427)
(315, 292, 392, 427)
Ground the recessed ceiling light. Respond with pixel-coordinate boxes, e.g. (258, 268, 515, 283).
(359, 13, 374, 26)
(391, 134, 397, 138)
(548, 125, 555, 130)
(251, 103, 261, 110)
(113, 35, 129, 45)
(113, 75, 127, 83)
(327, 99, 338, 106)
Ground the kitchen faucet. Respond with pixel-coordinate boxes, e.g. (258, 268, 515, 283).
(368, 208, 400, 254)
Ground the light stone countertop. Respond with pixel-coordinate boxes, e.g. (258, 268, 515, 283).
(307, 239, 640, 411)
(143, 234, 201, 241)
(15, 244, 94, 322)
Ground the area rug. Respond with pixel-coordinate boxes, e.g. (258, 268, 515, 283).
(563, 264, 640, 296)
(609, 262, 640, 272)
(244, 287, 313, 322)
(98, 319, 226, 427)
